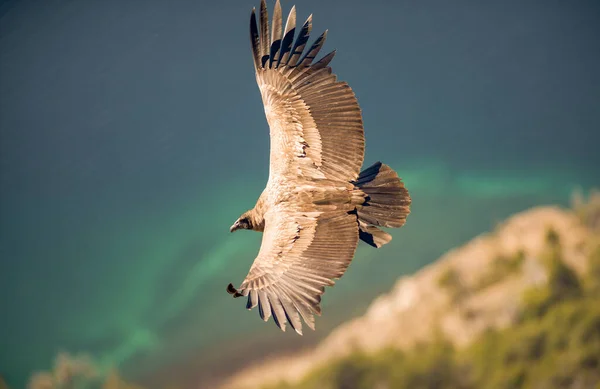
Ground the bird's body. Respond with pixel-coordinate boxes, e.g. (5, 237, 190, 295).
(228, 0, 411, 335)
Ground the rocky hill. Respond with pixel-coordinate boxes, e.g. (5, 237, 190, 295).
(219, 200, 599, 389)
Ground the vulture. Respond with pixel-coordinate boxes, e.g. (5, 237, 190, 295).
(227, 0, 411, 335)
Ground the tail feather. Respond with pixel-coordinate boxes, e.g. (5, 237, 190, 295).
(358, 222, 392, 248)
(354, 162, 411, 248)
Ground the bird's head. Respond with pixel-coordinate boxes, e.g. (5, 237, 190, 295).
(230, 211, 254, 233)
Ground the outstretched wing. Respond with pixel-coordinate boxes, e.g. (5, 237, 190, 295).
(250, 0, 365, 183)
(228, 203, 359, 334)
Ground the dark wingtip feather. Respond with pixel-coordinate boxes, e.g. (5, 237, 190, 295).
(227, 283, 244, 298)
(269, 0, 283, 68)
(259, 0, 270, 62)
(258, 290, 272, 321)
(312, 49, 336, 70)
(253, 3, 332, 73)
(277, 5, 297, 68)
(250, 8, 260, 70)
(271, 304, 287, 332)
(298, 29, 328, 68)
(246, 290, 258, 309)
(287, 14, 313, 68)
(286, 311, 303, 335)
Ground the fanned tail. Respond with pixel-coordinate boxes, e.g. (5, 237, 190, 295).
(354, 162, 411, 248)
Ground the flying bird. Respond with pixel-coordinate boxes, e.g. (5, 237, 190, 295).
(227, 0, 411, 335)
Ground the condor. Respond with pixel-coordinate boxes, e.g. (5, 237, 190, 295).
(227, 0, 411, 335)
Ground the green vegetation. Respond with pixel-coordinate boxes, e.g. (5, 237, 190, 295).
(101, 371, 147, 389)
(520, 228, 582, 321)
(474, 250, 525, 291)
(437, 248, 526, 307)
(437, 267, 468, 303)
(586, 242, 600, 295)
(571, 189, 600, 232)
(262, 227, 600, 389)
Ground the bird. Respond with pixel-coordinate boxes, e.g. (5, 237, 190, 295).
(227, 0, 411, 335)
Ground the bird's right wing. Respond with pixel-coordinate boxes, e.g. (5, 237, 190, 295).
(249, 0, 366, 183)
(228, 202, 359, 334)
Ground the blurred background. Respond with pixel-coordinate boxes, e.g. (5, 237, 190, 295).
(0, 0, 598, 388)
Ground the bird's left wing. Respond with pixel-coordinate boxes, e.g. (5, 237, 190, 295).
(228, 202, 359, 334)
(249, 0, 366, 183)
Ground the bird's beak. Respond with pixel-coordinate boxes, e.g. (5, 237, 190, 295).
(230, 220, 240, 233)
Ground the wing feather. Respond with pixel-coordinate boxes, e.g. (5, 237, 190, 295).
(250, 8, 260, 70)
(259, 0, 270, 66)
(298, 30, 328, 68)
(268, 0, 282, 68)
(269, 291, 288, 331)
(287, 15, 312, 68)
(250, 1, 365, 182)
(258, 290, 271, 321)
(311, 49, 336, 70)
(228, 204, 359, 334)
(246, 289, 258, 309)
(277, 6, 296, 67)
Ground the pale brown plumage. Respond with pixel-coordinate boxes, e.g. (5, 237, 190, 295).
(227, 0, 411, 335)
